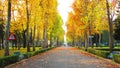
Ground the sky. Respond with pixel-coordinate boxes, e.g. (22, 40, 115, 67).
(57, 0, 74, 23)
(57, 0, 74, 32)
(57, 0, 74, 43)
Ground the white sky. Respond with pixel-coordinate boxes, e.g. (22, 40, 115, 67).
(57, 0, 74, 32)
(57, 0, 74, 43)
(57, 0, 74, 23)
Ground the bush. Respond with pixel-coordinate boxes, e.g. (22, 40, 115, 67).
(79, 47, 86, 51)
(20, 47, 55, 59)
(96, 50, 109, 58)
(87, 48, 110, 58)
(0, 55, 19, 67)
(0, 47, 55, 67)
(113, 54, 120, 63)
(96, 48, 120, 51)
(87, 48, 96, 54)
(26, 52, 32, 58)
(0, 58, 3, 67)
(32, 51, 39, 56)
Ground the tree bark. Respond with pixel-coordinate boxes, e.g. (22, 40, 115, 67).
(84, 29, 88, 51)
(0, 39, 1, 50)
(43, 13, 48, 48)
(4, 0, 11, 56)
(89, 22, 92, 48)
(26, 0, 30, 52)
(33, 23, 36, 51)
(106, 0, 114, 53)
(22, 30, 26, 48)
(15, 32, 20, 50)
(99, 33, 102, 47)
(79, 37, 82, 47)
(37, 30, 40, 46)
(56, 37, 59, 47)
(50, 32, 52, 47)
(2, 35, 4, 49)
(72, 36, 75, 46)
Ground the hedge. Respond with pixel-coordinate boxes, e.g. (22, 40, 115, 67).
(80, 48, 120, 64)
(80, 47, 86, 51)
(87, 48, 110, 58)
(25, 47, 54, 58)
(113, 54, 120, 63)
(0, 47, 55, 67)
(0, 55, 19, 67)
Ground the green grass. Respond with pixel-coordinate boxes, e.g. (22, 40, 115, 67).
(0, 47, 41, 58)
(87, 46, 120, 49)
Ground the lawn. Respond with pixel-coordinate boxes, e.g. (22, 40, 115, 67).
(79, 46, 120, 52)
(93, 46, 120, 51)
(0, 47, 41, 58)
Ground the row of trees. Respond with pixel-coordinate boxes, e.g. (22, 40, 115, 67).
(0, 0, 64, 56)
(66, 0, 119, 52)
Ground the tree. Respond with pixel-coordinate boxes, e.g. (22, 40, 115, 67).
(0, 1, 4, 50)
(106, 0, 118, 53)
(1, 0, 63, 53)
(0, 23, 4, 50)
(50, 14, 64, 46)
(114, 15, 120, 42)
(4, 0, 11, 56)
(39, 0, 59, 48)
(66, 0, 107, 49)
(25, 0, 30, 52)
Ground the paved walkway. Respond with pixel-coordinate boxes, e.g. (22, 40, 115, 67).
(6, 47, 120, 68)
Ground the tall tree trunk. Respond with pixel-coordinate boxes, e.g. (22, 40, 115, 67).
(2, 35, 4, 49)
(22, 30, 26, 48)
(72, 38, 75, 46)
(56, 37, 59, 47)
(43, 13, 48, 48)
(0, 39, 1, 50)
(30, 29, 33, 51)
(84, 29, 88, 51)
(29, 28, 33, 45)
(37, 30, 40, 47)
(99, 33, 102, 47)
(106, 0, 114, 53)
(43, 23, 47, 48)
(15, 32, 20, 50)
(50, 32, 52, 47)
(26, 0, 30, 52)
(33, 23, 36, 51)
(4, 0, 11, 56)
(18, 35, 21, 50)
(89, 24, 92, 48)
(79, 37, 82, 47)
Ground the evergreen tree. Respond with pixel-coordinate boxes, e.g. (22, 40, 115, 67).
(114, 15, 120, 41)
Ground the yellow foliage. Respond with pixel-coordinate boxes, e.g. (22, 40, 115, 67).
(66, 0, 108, 42)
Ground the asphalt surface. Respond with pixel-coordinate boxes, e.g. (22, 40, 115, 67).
(6, 46, 120, 68)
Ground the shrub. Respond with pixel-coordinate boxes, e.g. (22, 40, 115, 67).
(96, 50, 109, 58)
(0, 55, 19, 67)
(87, 48, 109, 58)
(87, 48, 96, 54)
(79, 47, 86, 51)
(113, 54, 120, 63)
(25, 52, 31, 58)
(0, 47, 55, 67)
(32, 51, 39, 56)
(0, 58, 3, 67)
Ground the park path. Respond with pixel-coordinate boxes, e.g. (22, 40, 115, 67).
(6, 46, 120, 68)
